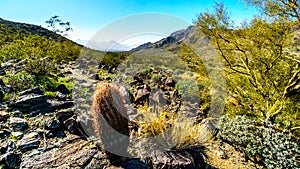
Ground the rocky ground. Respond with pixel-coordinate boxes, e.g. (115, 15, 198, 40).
(0, 59, 260, 169)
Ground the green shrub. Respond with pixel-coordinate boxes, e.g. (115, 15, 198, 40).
(98, 69, 113, 79)
(4, 71, 35, 92)
(150, 74, 161, 82)
(44, 91, 56, 98)
(217, 115, 300, 169)
(175, 80, 199, 100)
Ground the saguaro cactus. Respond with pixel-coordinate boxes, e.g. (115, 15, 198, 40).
(91, 82, 129, 156)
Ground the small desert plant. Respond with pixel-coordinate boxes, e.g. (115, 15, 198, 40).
(97, 69, 113, 79)
(150, 74, 161, 82)
(217, 115, 300, 169)
(175, 79, 199, 101)
(91, 82, 129, 155)
(132, 106, 210, 150)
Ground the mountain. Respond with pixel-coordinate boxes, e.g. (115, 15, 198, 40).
(131, 26, 209, 51)
(0, 17, 79, 44)
(76, 39, 133, 52)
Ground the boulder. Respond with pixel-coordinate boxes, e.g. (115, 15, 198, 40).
(0, 79, 5, 86)
(63, 117, 78, 134)
(18, 87, 44, 96)
(146, 150, 195, 169)
(9, 117, 28, 131)
(17, 132, 40, 152)
(20, 135, 110, 169)
(0, 111, 9, 121)
(18, 139, 40, 152)
(0, 139, 16, 154)
(56, 109, 74, 123)
(0, 152, 20, 169)
(0, 66, 5, 75)
(55, 91, 67, 101)
(15, 94, 47, 108)
(44, 119, 60, 130)
(56, 84, 71, 95)
(0, 129, 11, 139)
(165, 77, 176, 87)
(21, 100, 74, 116)
(0, 90, 4, 102)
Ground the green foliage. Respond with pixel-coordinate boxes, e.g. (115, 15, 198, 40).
(97, 69, 114, 79)
(39, 76, 73, 91)
(197, 2, 300, 129)
(3, 71, 35, 92)
(175, 80, 199, 100)
(217, 115, 300, 169)
(102, 52, 128, 67)
(44, 91, 57, 98)
(243, 0, 300, 22)
(0, 22, 79, 99)
(179, 43, 208, 74)
(150, 74, 161, 82)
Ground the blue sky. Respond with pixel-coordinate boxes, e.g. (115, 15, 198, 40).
(0, 0, 258, 47)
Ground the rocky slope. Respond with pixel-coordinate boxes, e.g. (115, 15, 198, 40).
(0, 59, 259, 168)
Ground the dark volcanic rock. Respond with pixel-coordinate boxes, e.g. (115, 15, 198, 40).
(0, 139, 16, 154)
(20, 135, 109, 169)
(44, 119, 60, 130)
(56, 109, 74, 123)
(117, 159, 148, 169)
(0, 129, 11, 139)
(55, 91, 67, 101)
(20, 100, 74, 116)
(18, 139, 40, 152)
(0, 111, 9, 121)
(146, 150, 195, 169)
(63, 117, 78, 134)
(0, 66, 5, 76)
(15, 94, 47, 108)
(56, 84, 71, 95)
(0, 152, 20, 169)
(165, 77, 176, 87)
(50, 100, 74, 110)
(17, 132, 40, 152)
(9, 117, 28, 131)
(0, 90, 4, 102)
(18, 87, 44, 96)
(6, 139, 16, 152)
(0, 79, 4, 86)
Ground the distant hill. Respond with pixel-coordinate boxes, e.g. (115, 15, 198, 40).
(131, 26, 210, 52)
(0, 17, 80, 44)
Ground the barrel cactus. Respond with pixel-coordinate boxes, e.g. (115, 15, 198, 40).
(91, 82, 129, 156)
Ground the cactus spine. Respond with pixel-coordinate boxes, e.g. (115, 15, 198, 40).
(91, 82, 129, 155)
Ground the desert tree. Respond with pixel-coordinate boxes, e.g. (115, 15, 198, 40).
(243, 0, 300, 22)
(196, 2, 299, 129)
(45, 15, 73, 36)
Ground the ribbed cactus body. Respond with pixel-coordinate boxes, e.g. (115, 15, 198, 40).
(91, 83, 129, 155)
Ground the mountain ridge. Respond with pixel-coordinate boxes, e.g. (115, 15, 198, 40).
(0, 17, 81, 45)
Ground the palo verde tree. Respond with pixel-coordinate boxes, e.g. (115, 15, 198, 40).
(196, 2, 300, 130)
(244, 0, 300, 22)
(45, 15, 73, 36)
